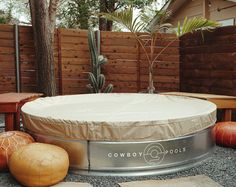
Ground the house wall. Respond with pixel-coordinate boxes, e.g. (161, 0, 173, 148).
(209, 0, 236, 23)
(169, 0, 236, 26)
(169, 0, 203, 26)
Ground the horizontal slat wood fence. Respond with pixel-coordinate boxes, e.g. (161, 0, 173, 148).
(0, 24, 180, 94)
(1, 24, 236, 96)
(180, 26, 236, 96)
(0, 25, 15, 92)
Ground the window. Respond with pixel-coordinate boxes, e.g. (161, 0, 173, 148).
(218, 18, 235, 26)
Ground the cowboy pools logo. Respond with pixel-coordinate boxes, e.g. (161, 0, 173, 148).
(107, 143, 186, 165)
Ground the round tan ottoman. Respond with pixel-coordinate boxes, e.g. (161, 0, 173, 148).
(9, 143, 69, 187)
(0, 131, 34, 171)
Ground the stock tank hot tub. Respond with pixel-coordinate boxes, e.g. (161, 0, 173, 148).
(21, 93, 216, 176)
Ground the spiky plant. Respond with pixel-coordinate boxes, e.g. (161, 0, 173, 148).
(101, 7, 219, 93)
(87, 29, 113, 93)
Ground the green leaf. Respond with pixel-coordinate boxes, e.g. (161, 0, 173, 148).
(88, 72, 98, 93)
(88, 29, 98, 66)
(86, 84, 94, 93)
(101, 7, 141, 33)
(104, 84, 113, 93)
(98, 74, 105, 90)
(147, 9, 172, 34)
(175, 17, 220, 37)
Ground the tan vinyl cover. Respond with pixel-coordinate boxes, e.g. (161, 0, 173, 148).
(21, 94, 216, 141)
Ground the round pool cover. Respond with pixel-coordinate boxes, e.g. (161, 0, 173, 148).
(21, 93, 217, 176)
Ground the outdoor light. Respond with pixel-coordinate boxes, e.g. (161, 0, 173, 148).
(208, 0, 212, 7)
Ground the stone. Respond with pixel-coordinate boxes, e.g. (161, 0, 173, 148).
(119, 175, 223, 187)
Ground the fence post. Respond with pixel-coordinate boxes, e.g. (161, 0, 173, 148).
(57, 28, 63, 95)
(14, 24, 21, 92)
(137, 36, 141, 92)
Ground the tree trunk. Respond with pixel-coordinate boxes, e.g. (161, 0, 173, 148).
(99, 0, 107, 31)
(106, 0, 115, 31)
(99, 17, 107, 31)
(148, 65, 155, 94)
(29, 0, 58, 96)
(148, 38, 155, 94)
(106, 20, 113, 31)
(99, 0, 114, 31)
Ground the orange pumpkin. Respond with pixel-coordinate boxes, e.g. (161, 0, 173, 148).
(213, 121, 236, 148)
(0, 131, 34, 170)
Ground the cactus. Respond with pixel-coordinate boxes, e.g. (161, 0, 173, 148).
(87, 29, 113, 93)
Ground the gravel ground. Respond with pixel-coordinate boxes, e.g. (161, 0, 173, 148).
(0, 146, 235, 187)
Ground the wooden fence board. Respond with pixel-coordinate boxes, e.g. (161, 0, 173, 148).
(107, 60, 137, 67)
(180, 26, 236, 96)
(0, 24, 13, 31)
(140, 54, 180, 61)
(140, 68, 179, 76)
(61, 51, 90, 58)
(61, 58, 90, 65)
(101, 45, 138, 54)
(60, 29, 88, 37)
(61, 44, 89, 50)
(19, 26, 33, 33)
(60, 36, 89, 44)
(0, 61, 15, 69)
(181, 33, 236, 47)
(181, 44, 236, 54)
(101, 39, 137, 47)
(0, 31, 13, 39)
(0, 24, 180, 94)
(0, 25, 15, 93)
(103, 66, 138, 74)
(0, 39, 14, 47)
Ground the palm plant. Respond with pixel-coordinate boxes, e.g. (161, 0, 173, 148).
(176, 17, 220, 37)
(101, 7, 219, 93)
(102, 7, 172, 93)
